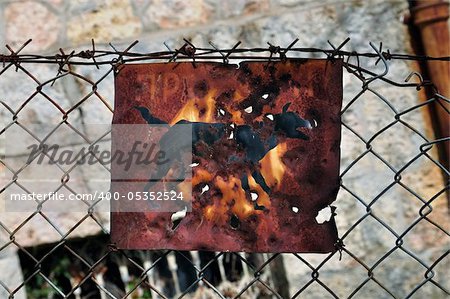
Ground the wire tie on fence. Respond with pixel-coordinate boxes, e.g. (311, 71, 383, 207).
(224, 41, 242, 62)
(209, 41, 229, 64)
(50, 52, 64, 86)
(425, 251, 449, 280)
(326, 40, 337, 60)
(327, 37, 350, 61)
(419, 142, 434, 155)
(5, 39, 32, 71)
(419, 202, 433, 217)
(111, 57, 123, 74)
(382, 49, 392, 62)
(362, 41, 389, 89)
(171, 43, 185, 63)
(268, 39, 299, 61)
(5, 46, 20, 72)
(267, 42, 281, 62)
(51, 48, 75, 86)
(59, 48, 75, 73)
(182, 38, 197, 68)
(78, 39, 100, 69)
(167, 42, 188, 63)
(182, 38, 196, 54)
(65, 50, 75, 72)
(61, 173, 70, 185)
(57, 48, 66, 73)
(311, 269, 319, 279)
(12, 112, 18, 122)
(334, 238, 345, 261)
(424, 269, 435, 280)
(394, 172, 402, 183)
(109, 44, 124, 73)
(110, 40, 139, 74)
(375, 42, 392, 65)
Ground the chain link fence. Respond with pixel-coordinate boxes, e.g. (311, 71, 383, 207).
(0, 38, 449, 299)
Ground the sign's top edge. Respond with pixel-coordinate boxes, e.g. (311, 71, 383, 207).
(117, 58, 344, 68)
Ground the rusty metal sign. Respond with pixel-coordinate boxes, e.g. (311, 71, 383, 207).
(111, 59, 342, 253)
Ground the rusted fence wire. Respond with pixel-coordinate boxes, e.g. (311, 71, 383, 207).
(0, 38, 449, 299)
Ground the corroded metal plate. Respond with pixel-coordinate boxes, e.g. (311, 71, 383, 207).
(111, 59, 342, 252)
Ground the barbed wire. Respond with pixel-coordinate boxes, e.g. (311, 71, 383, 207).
(1, 38, 449, 66)
(2, 37, 447, 99)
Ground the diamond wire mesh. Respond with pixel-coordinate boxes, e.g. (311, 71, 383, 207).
(0, 39, 449, 299)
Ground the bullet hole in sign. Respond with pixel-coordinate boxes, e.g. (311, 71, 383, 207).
(171, 207, 187, 230)
(251, 192, 258, 201)
(315, 206, 332, 224)
(230, 214, 240, 229)
(201, 184, 210, 194)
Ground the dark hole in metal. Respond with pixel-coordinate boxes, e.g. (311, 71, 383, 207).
(230, 214, 240, 229)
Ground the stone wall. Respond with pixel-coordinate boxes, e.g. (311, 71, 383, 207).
(0, 0, 448, 298)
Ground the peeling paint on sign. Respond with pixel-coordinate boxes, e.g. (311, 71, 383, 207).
(111, 59, 342, 252)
